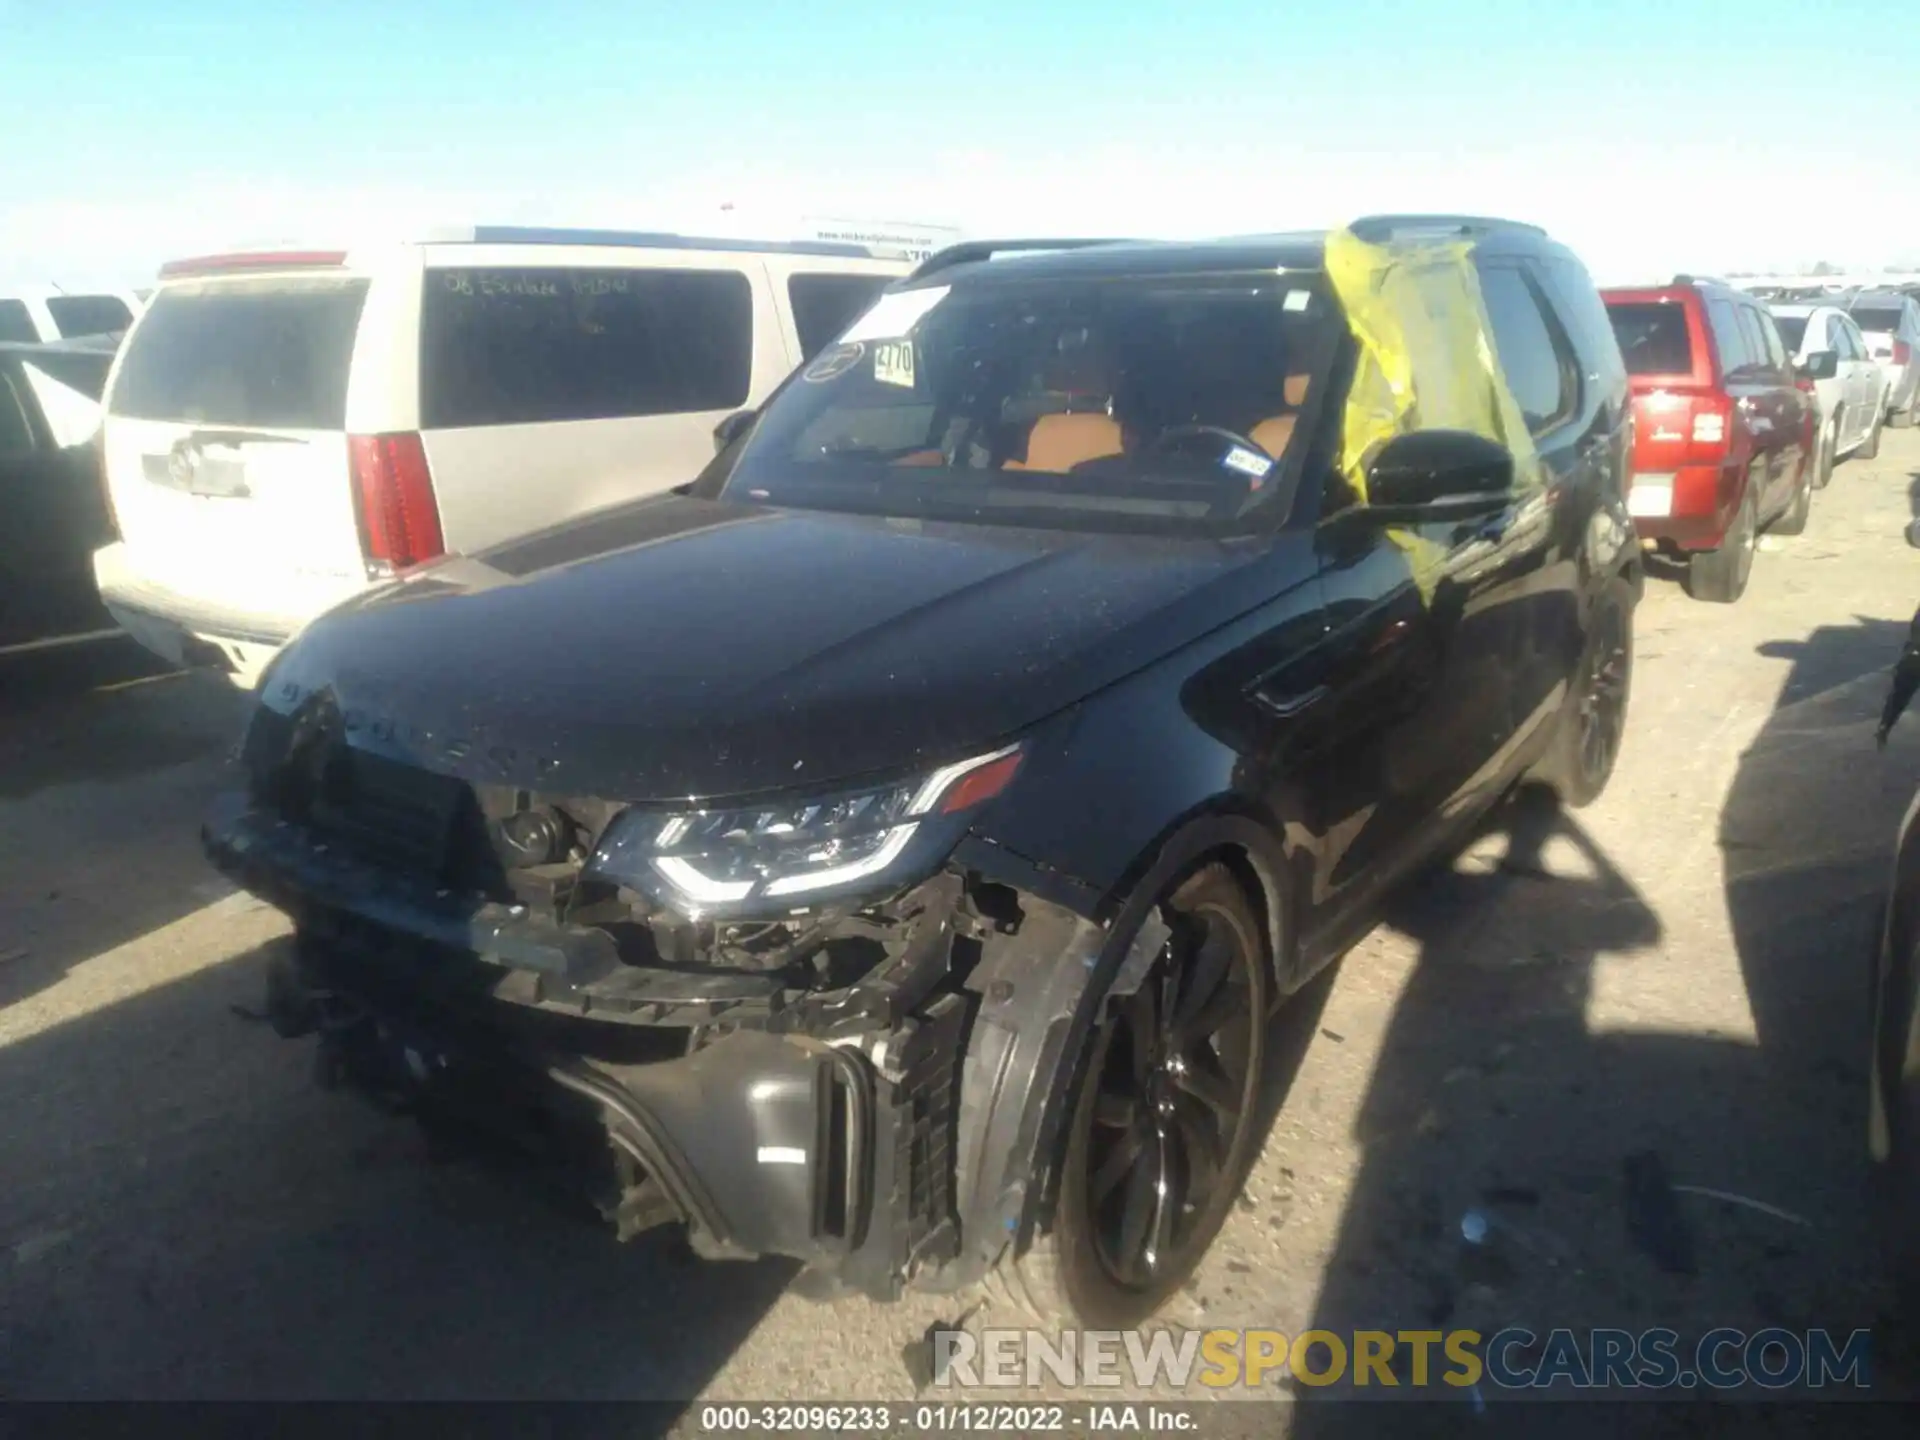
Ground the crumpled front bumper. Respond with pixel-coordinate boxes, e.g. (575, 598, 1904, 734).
(203, 791, 1114, 1301)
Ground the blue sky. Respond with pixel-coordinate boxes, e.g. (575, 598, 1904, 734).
(2, 0, 1915, 288)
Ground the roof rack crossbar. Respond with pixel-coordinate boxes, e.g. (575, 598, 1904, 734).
(906, 238, 1133, 282)
(1346, 214, 1546, 242)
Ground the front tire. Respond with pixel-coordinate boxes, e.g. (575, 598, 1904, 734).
(997, 864, 1269, 1327)
(1686, 486, 1757, 604)
(1528, 575, 1633, 807)
(1890, 391, 1916, 430)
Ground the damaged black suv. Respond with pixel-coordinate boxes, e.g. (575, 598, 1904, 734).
(206, 217, 1640, 1326)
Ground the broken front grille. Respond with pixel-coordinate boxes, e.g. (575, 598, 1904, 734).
(308, 748, 466, 881)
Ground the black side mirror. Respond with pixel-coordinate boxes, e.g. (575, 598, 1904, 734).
(712, 409, 757, 455)
(1797, 350, 1839, 383)
(1364, 430, 1514, 512)
(1905, 518, 1920, 550)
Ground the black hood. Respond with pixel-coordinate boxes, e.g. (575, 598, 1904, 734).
(261, 494, 1307, 801)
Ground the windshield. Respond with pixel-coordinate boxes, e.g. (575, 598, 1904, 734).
(717, 270, 1338, 533)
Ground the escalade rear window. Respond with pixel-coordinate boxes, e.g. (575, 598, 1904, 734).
(420, 266, 753, 429)
(1606, 302, 1693, 375)
(109, 278, 369, 429)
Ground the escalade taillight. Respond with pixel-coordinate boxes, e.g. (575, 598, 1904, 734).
(349, 432, 445, 575)
(1897, 339, 1912, 366)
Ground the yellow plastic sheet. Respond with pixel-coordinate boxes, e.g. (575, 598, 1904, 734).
(1323, 227, 1545, 594)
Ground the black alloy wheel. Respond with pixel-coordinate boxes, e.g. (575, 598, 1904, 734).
(1046, 864, 1269, 1327)
(1530, 576, 1634, 808)
(1575, 595, 1631, 793)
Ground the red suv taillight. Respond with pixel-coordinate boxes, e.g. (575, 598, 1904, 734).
(1687, 393, 1732, 463)
(1897, 339, 1912, 366)
(348, 432, 444, 573)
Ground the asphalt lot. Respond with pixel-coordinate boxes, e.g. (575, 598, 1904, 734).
(5, 432, 1920, 1422)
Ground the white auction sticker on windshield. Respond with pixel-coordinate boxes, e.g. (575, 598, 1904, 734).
(1222, 446, 1274, 480)
(872, 340, 915, 388)
(840, 285, 951, 343)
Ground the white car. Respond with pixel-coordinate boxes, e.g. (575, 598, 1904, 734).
(91, 227, 915, 686)
(0, 288, 145, 344)
(1840, 290, 1920, 428)
(1768, 303, 1890, 481)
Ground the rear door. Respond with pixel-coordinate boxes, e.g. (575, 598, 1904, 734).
(415, 246, 783, 555)
(1704, 296, 1770, 513)
(1835, 318, 1875, 445)
(1748, 303, 1807, 511)
(101, 269, 376, 629)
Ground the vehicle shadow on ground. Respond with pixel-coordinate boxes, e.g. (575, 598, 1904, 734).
(0, 937, 790, 1419)
(1291, 618, 1916, 1434)
(0, 660, 267, 1018)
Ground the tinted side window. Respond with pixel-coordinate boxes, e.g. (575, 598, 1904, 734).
(0, 372, 37, 454)
(1477, 265, 1576, 434)
(421, 267, 753, 429)
(1539, 256, 1627, 391)
(46, 294, 133, 337)
(1705, 298, 1752, 376)
(788, 274, 892, 359)
(0, 300, 36, 344)
(1751, 308, 1788, 372)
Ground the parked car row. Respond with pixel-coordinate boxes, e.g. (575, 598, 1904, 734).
(1597, 275, 1915, 605)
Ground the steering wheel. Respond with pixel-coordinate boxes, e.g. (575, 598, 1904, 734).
(1143, 424, 1271, 460)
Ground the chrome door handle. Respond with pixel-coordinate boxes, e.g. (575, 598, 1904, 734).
(1255, 684, 1329, 720)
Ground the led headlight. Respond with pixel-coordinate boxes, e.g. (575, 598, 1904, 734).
(588, 744, 1023, 917)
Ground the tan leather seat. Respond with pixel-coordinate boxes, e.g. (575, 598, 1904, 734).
(1004, 413, 1125, 472)
(1248, 373, 1313, 458)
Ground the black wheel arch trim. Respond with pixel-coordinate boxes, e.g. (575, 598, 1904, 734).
(945, 807, 1292, 1290)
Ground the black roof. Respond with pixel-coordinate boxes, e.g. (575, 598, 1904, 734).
(908, 215, 1560, 290)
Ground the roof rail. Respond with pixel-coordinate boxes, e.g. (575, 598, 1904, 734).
(1672, 273, 1735, 289)
(1347, 214, 1547, 242)
(905, 238, 1133, 282)
(467, 226, 886, 259)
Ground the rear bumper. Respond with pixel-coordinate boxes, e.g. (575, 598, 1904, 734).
(202, 791, 1117, 1301)
(92, 541, 303, 686)
(1626, 463, 1739, 550)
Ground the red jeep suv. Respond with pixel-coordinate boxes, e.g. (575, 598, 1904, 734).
(1603, 277, 1817, 603)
